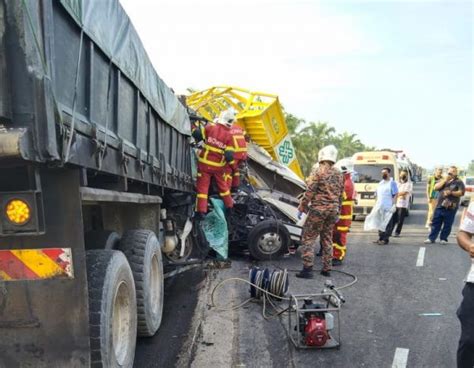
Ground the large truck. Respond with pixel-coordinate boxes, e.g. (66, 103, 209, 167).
(0, 1, 196, 366)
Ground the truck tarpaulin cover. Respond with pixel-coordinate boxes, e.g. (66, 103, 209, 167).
(58, 0, 190, 135)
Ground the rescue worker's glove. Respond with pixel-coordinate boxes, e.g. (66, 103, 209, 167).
(192, 127, 204, 142)
(224, 150, 234, 163)
(297, 210, 303, 220)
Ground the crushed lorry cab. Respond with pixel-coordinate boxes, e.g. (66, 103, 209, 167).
(186, 86, 304, 179)
(352, 151, 404, 217)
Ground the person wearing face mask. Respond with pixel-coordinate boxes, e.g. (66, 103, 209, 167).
(426, 167, 444, 228)
(424, 166, 465, 244)
(369, 167, 399, 245)
(392, 170, 413, 237)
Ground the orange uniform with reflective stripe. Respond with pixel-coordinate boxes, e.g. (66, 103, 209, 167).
(195, 123, 234, 213)
(333, 173, 354, 261)
(224, 123, 248, 189)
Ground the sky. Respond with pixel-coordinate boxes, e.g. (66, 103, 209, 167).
(120, 0, 473, 169)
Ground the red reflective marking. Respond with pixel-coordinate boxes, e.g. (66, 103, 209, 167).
(0, 251, 39, 279)
(42, 248, 69, 270)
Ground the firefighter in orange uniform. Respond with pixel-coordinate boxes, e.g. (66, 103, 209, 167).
(332, 166, 355, 265)
(224, 121, 248, 190)
(192, 110, 235, 215)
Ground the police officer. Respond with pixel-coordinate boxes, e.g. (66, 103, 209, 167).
(296, 145, 344, 278)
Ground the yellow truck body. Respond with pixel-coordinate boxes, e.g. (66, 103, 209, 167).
(186, 86, 304, 178)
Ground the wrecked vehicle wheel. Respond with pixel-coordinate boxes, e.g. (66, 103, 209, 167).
(247, 220, 290, 260)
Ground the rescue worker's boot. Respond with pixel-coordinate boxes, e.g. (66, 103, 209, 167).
(295, 266, 314, 279)
(320, 270, 331, 277)
(194, 212, 206, 222)
(332, 259, 343, 266)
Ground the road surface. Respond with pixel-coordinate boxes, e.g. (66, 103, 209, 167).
(183, 182, 469, 368)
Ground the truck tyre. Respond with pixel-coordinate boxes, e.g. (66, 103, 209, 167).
(86, 250, 137, 368)
(119, 230, 164, 337)
(247, 220, 290, 261)
(85, 231, 121, 250)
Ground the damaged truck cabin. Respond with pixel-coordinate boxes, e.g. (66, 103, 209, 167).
(220, 142, 306, 260)
(0, 1, 195, 366)
(186, 87, 307, 260)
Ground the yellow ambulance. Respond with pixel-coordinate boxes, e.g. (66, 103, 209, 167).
(352, 151, 401, 217)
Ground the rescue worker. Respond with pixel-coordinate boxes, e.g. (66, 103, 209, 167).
(332, 166, 355, 265)
(193, 110, 235, 216)
(223, 120, 248, 191)
(296, 145, 344, 278)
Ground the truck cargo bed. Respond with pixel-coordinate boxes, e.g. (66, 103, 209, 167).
(0, 0, 192, 193)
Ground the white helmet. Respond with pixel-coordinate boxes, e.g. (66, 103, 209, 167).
(318, 145, 338, 164)
(218, 109, 236, 127)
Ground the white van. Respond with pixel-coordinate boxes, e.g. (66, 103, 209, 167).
(352, 151, 413, 217)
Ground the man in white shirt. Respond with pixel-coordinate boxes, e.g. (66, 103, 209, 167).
(392, 170, 413, 237)
(456, 201, 474, 368)
(372, 167, 398, 245)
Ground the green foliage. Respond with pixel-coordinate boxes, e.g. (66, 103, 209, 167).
(285, 112, 375, 176)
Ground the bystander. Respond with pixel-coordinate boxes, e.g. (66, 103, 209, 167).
(392, 170, 413, 237)
(425, 166, 465, 244)
(456, 201, 474, 368)
(426, 168, 443, 228)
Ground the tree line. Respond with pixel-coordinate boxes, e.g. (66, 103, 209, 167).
(285, 113, 375, 176)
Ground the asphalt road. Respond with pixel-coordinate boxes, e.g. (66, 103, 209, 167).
(134, 268, 205, 368)
(188, 182, 471, 368)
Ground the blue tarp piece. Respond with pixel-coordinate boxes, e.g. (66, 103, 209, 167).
(201, 198, 228, 260)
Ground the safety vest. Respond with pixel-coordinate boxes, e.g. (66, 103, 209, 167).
(427, 175, 441, 199)
(198, 123, 233, 168)
(336, 174, 354, 231)
(229, 124, 248, 161)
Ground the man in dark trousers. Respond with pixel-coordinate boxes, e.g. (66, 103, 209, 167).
(425, 166, 465, 244)
(456, 201, 474, 368)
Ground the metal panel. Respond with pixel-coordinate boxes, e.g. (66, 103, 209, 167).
(0, 1, 11, 121)
(80, 187, 162, 204)
(0, 169, 90, 367)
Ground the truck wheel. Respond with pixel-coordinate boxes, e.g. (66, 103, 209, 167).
(86, 250, 137, 368)
(85, 231, 120, 250)
(247, 220, 290, 261)
(119, 230, 164, 337)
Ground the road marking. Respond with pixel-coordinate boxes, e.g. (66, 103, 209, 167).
(416, 247, 426, 267)
(392, 348, 409, 368)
